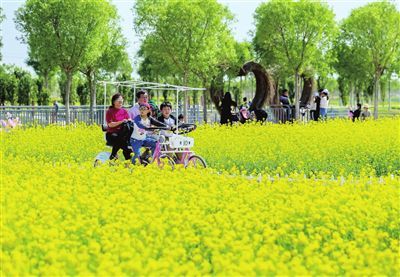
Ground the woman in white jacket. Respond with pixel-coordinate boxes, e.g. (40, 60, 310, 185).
(319, 89, 329, 119)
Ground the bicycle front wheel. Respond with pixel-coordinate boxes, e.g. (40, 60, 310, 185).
(157, 154, 175, 170)
(185, 155, 207, 169)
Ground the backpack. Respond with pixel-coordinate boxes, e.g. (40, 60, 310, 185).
(119, 121, 135, 143)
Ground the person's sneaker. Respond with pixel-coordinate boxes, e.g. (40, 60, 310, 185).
(143, 153, 152, 163)
(140, 151, 152, 165)
(141, 159, 149, 166)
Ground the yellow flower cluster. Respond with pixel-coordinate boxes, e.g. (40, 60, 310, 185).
(192, 118, 400, 176)
(2, 118, 398, 176)
(1, 118, 399, 275)
(1, 123, 103, 164)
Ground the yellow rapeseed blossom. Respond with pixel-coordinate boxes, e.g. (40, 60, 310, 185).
(1, 118, 399, 275)
(192, 118, 400, 176)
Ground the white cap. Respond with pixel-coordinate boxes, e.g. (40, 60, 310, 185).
(322, 89, 329, 95)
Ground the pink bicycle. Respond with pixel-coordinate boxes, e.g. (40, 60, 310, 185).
(143, 124, 207, 169)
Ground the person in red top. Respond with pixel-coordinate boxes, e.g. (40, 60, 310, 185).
(105, 93, 132, 160)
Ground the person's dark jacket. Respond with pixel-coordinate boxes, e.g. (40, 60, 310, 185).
(157, 114, 177, 125)
(220, 92, 237, 124)
(254, 109, 268, 122)
(352, 108, 361, 122)
(314, 96, 321, 121)
(280, 95, 290, 106)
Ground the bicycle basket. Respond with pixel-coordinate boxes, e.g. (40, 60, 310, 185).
(169, 135, 194, 148)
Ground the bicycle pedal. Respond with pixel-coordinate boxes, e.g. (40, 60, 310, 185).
(141, 159, 150, 166)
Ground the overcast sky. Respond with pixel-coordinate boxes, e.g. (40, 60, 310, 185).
(1, 0, 398, 73)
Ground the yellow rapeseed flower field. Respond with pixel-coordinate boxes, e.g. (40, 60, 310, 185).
(191, 118, 400, 176)
(1, 118, 399, 275)
(2, 118, 399, 175)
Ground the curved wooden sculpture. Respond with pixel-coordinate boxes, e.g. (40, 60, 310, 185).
(238, 61, 277, 110)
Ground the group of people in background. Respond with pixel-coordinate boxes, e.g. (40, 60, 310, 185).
(219, 92, 268, 125)
(308, 88, 330, 121)
(348, 103, 371, 121)
(306, 88, 371, 121)
(277, 88, 330, 121)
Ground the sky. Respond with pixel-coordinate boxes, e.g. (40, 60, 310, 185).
(1, 0, 399, 74)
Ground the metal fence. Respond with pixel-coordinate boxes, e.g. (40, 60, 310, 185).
(0, 105, 397, 126)
(0, 106, 107, 126)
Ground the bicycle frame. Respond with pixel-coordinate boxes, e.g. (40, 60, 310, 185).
(156, 136, 197, 165)
(139, 124, 205, 168)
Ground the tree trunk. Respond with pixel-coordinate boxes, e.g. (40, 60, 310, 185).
(43, 72, 49, 92)
(93, 71, 97, 120)
(65, 70, 73, 124)
(388, 76, 391, 111)
(274, 78, 280, 105)
(300, 75, 313, 107)
(294, 72, 300, 120)
(373, 73, 380, 120)
(163, 90, 168, 102)
(203, 80, 208, 123)
(183, 72, 188, 121)
(355, 83, 360, 104)
(87, 69, 96, 124)
(209, 74, 224, 114)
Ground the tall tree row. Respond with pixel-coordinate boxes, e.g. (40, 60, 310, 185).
(253, 0, 337, 119)
(2, 0, 398, 122)
(336, 1, 400, 119)
(133, 0, 239, 120)
(15, 0, 131, 124)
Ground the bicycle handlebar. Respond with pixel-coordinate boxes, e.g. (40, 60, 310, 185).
(145, 126, 172, 131)
(145, 123, 197, 134)
(177, 123, 195, 133)
(178, 123, 196, 129)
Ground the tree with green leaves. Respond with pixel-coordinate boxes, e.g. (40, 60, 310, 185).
(224, 41, 253, 92)
(253, 0, 336, 119)
(340, 1, 400, 119)
(26, 54, 56, 106)
(35, 78, 49, 105)
(16, 0, 119, 123)
(13, 68, 34, 105)
(0, 66, 19, 105)
(333, 33, 373, 107)
(76, 82, 88, 105)
(80, 23, 132, 123)
(134, 0, 236, 119)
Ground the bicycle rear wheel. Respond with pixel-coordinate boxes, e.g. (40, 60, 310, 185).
(93, 151, 112, 167)
(185, 155, 207, 169)
(94, 159, 101, 167)
(157, 154, 175, 170)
